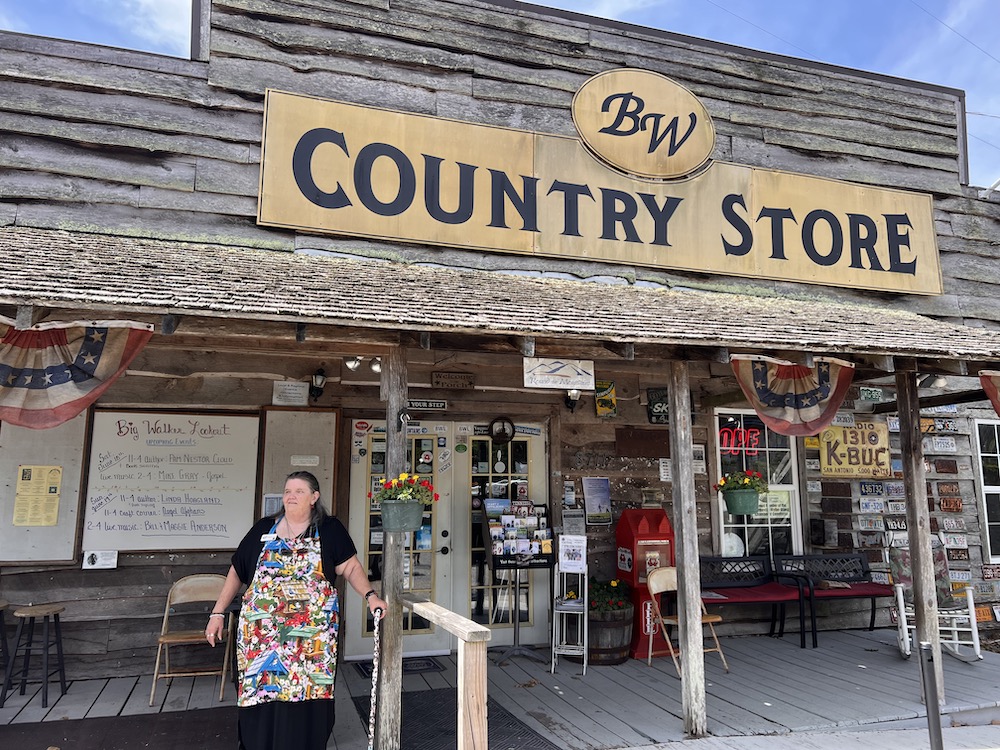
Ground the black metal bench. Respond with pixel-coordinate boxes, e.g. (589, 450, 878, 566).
(773, 553, 894, 648)
(699, 556, 809, 648)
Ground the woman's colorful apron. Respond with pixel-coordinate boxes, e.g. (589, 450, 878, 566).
(236, 521, 339, 707)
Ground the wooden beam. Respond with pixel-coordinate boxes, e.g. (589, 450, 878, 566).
(15, 305, 39, 329)
(377, 345, 407, 750)
(700, 390, 748, 409)
(871, 388, 988, 414)
(668, 360, 707, 738)
(896, 370, 944, 704)
(604, 341, 635, 360)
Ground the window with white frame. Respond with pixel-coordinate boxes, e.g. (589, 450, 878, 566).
(715, 410, 801, 557)
(974, 420, 1000, 562)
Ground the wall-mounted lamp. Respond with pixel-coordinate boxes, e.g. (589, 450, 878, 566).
(309, 368, 327, 401)
(564, 388, 581, 412)
(344, 356, 362, 371)
(370, 357, 382, 374)
(918, 374, 948, 389)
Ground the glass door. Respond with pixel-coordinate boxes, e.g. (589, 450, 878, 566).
(344, 419, 453, 658)
(452, 421, 550, 647)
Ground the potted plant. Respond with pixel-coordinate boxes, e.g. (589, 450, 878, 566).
(713, 469, 768, 515)
(369, 472, 439, 532)
(587, 578, 633, 665)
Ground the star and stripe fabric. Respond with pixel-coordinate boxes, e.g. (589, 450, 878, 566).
(730, 354, 855, 437)
(0, 315, 153, 429)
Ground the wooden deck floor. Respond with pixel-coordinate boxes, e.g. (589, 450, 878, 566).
(2, 629, 999, 749)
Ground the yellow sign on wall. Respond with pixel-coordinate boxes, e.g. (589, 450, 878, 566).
(820, 422, 891, 477)
(259, 80, 942, 295)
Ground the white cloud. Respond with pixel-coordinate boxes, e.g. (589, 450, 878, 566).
(89, 0, 190, 57)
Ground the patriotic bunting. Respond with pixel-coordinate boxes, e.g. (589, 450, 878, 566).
(0, 316, 153, 429)
(980, 371, 1000, 418)
(731, 355, 855, 437)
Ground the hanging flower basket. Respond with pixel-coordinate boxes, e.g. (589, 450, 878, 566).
(369, 472, 439, 532)
(722, 488, 760, 515)
(380, 499, 426, 532)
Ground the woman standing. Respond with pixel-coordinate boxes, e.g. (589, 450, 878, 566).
(206, 470, 387, 750)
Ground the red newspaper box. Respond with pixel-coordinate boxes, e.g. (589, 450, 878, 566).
(616, 508, 675, 659)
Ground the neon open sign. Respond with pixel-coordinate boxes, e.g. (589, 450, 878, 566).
(718, 427, 761, 455)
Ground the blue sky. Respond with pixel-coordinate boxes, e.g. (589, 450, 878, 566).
(1, 0, 998, 188)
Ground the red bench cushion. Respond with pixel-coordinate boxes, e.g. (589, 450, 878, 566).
(811, 582, 893, 599)
(703, 582, 800, 604)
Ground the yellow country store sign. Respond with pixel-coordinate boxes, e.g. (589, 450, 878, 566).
(258, 69, 942, 295)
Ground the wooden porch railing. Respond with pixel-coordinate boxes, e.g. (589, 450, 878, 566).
(398, 594, 492, 750)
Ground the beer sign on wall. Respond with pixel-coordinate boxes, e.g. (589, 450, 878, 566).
(258, 69, 942, 295)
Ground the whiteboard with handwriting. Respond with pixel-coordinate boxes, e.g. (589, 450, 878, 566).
(82, 411, 259, 551)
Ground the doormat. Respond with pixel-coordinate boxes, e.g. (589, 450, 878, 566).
(353, 687, 561, 750)
(0, 706, 235, 749)
(353, 655, 445, 679)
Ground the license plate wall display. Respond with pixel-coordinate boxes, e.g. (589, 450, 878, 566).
(937, 482, 960, 495)
(886, 501, 907, 514)
(983, 564, 1000, 581)
(941, 517, 966, 531)
(975, 582, 998, 596)
(857, 515, 885, 531)
(949, 569, 972, 583)
(885, 482, 906, 499)
(943, 533, 968, 549)
(870, 570, 890, 585)
(859, 499, 885, 513)
(859, 481, 884, 496)
(934, 419, 958, 432)
(884, 516, 907, 531)
(939, 496, 963, 513)
(856, 532, 883, 548)
(929, 517, 940, 533)
(889, 532, 909, 548)
(975, 606, 994, 623)
(947, 548, 970, 562)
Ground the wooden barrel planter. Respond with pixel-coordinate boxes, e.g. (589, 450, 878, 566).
(587, 604, 634, 665)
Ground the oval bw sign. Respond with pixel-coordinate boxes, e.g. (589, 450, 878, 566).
(572, 69, 715, 179)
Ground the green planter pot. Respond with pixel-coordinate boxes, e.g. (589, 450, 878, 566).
(380, 499, 425, 532)
(722, 488, 760, 515)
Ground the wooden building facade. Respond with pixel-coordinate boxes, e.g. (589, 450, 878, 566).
(2, 0, 1000, 695)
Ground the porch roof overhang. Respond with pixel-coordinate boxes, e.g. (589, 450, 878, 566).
(2, 226, 999, 370)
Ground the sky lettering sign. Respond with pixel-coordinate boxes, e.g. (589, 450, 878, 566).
(258, 75, 942, 295)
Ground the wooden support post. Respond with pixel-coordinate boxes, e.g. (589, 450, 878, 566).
(667, 360, 707, 737)
(376, 346, 407, 749)
(896, 368, 944, 703)
(458, 639, 488, 750)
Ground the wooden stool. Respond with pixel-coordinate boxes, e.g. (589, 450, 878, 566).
(0, 599, 9, 676)
(0, 603, 68, 709)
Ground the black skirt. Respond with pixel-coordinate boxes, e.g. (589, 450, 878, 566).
(238, 699, 336, 750)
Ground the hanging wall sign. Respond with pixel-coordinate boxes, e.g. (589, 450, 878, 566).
(646, 388, 670, 424)
(258, 78, 942, 295)
(820, 421, 891, 477)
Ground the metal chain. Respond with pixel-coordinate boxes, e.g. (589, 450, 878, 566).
(367, 607, 383, 750)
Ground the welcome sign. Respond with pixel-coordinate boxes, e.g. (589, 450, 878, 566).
(258, 70, 942, 295)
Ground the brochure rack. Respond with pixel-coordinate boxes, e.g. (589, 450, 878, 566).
(551, 563, 588, 674)
(481, 501, 553, 663)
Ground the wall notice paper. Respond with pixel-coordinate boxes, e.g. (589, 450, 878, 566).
(563, 508, 586, 535)
(13, 465, 62, 526)
(82, 550, 119, 569)
(583, 476, 612, 525)
(83, 411, 259, 551)
(559, 534, 587, 573)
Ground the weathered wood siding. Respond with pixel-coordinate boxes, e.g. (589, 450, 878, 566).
(0, 0, 997, 321)
(2, 0, 1000, 675)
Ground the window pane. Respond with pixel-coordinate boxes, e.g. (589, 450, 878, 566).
(986, 493, 1000, 518)
(990, 525, 1000, 554)
(980, 423, 998, 454)
(984, 457, 1000, 487)
(769, 452, 793, 484)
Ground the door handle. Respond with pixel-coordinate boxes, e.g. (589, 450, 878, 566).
(438, 546, 450, 555)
